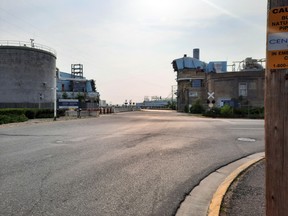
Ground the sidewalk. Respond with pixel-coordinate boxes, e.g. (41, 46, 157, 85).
(176, 153, 264, 216)
(220, 159, 265, 216)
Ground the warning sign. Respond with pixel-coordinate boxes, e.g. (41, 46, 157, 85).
(267, 7, 288, 69)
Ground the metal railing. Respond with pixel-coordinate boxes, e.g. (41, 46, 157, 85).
(0, 40, 57, 56)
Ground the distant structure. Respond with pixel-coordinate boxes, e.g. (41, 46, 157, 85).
(0, 40, 56, 108)
(57, 64, 100, 106)
(172, 49, 265, 112)
(136, 96, 169, 109)
(71, 64, 83, 78)
(0, 40, 100, 109)
(233, 57, 265, 72)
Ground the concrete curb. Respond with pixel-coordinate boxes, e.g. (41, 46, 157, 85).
(175, 152, 265, 216)
(207, 154, 265, 216)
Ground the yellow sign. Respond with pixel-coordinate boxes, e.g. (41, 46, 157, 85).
(267, 7, 288, 69)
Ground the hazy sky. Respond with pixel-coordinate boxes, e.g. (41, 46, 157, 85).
(0, 0, 267, 104)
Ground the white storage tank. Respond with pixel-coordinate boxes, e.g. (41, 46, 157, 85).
(0, 41, 56, 108)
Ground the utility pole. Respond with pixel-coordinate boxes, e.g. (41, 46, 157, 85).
(53, 71, 57, 121)
(266, 1, 288, 215)
(171, 85, 173, 105)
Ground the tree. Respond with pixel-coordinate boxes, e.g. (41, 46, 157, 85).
(62, 92, 68, 99)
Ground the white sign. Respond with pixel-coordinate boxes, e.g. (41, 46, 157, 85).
(58, 99, 79, 109)
(208, 92, 215, 100)
(189, 92, 198, 97)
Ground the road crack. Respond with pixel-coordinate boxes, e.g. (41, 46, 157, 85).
(23, 169, 52, 216)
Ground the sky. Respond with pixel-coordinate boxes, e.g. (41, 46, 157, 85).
(0, 0, 267, 105)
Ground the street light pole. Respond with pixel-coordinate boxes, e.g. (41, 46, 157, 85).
(266, 1, 288, 215)
(53, 70, 57, 121)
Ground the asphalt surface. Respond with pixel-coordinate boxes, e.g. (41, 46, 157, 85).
(0, 110, 264, 216)
(220, 160, 265, 216)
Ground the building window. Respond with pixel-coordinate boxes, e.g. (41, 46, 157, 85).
(191, 79, 204, 88)
(239, 82, 247, 97)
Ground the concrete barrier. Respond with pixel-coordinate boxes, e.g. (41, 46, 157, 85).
(112, 107, 140, 113)
(65, 109, 100, 118)
(88, 109, 100, 117)
(64, 106, 140, 118)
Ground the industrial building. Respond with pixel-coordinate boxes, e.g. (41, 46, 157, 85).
(0, 40, 100, 109)
(57, 64, 100, 106)
(136, 99, 169, 109)
(172, 49, 265, 112)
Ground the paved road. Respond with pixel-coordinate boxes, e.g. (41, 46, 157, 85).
(0, 110, 264, 216)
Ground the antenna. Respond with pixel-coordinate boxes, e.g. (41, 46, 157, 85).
(30, 39, 35, 47)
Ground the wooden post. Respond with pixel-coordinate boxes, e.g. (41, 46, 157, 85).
(266, 1, 288, 215)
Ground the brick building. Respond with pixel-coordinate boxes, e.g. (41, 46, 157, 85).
(172, 52, 265, 112)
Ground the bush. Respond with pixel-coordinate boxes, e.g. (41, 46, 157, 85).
(35, 109, 66, 118)
(57, 109, 66, 117)
(0, 115, 11, 124)
(24, 109, 37, 119)
(0, 114, 28, 124)
(203, 106, 264, 119)
(15, 114, 28, 122)
(204, 107, 221, 118)
(0, 108, 25, 116)
(190, 100, 205, 114)
(0, 108, 67, 125)
(233, 108, 246, 117)
(233, 107, 264, 119)
(35, 109, 54, 118)
(220, 105, 233, 117)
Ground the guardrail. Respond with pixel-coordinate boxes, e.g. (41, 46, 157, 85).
(0, 40, 57, 57)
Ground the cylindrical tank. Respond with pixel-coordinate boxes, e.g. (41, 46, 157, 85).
(0, 41, 56, 108)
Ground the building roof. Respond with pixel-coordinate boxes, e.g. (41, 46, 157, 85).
(172, 56, 206, 72)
